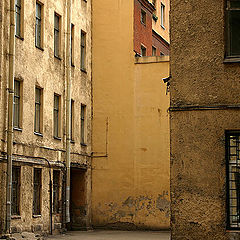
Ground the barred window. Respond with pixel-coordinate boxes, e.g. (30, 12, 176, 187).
(225, 0, 240, 58)
(226, 132, 240, 229)
(53, 170, 60, 213)
(12, 167, 20, 215)
(33, 168, 42, 215)
(15, 0, 21, 37)
(35, 2, 42, 48)
(13, 80, 21, 128)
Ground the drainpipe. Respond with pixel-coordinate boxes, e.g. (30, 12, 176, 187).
(65, 0, 72, 224)
(6, 0, 16, 233)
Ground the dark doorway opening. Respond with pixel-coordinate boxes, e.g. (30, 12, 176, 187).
(70, 168, 87, 230)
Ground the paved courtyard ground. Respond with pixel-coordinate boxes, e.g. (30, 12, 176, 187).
(47, 230, 170, 240)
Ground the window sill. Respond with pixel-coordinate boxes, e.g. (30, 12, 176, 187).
(36, 45, 44, 51)
(32, 215, 41, 218)
(71, 140, 75, 144)
(54, 55, 62, 61)
(224, 57, 240, 63)
(15, 35, 24, 41)
(161, 25, 165, 30)
(81, 143, 87, 147)
(71, 63, 75, 68)
(141, 22, 146, 26)
(54, 136, 61, 141)
(13, 127, 22, 132)
(34, 132, 43, 137)
(81, 68, 87, 73)
(11, 215, 21, 219)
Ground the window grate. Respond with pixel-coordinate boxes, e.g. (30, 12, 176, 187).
(227, 132, 240, 229)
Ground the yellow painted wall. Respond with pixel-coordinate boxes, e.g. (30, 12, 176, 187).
(92, 0, 170, 230)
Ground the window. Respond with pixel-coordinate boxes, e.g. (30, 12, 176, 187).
(12, 167, 20, 215)
(141, 45, 147, 56)
(34, 87, 42, 134)
(14, 80, 21, 129)
(152, 46, 157, 56)
(71, 24, 75, 66)
(54, 13, 61, 58)
(141, 9, 146, 25)
(226, 132, 240, 229)
(15, 0, 22, 37)
(35, 2, 43, 49)
(225, 0, 240, 58)
(53, 170, 60, 214)
(161, 3, 165, 28)
(80, 31, 86, 71)
(70, 99, 74, 141)
(160, 52, 165, 56)
(80, 104, 86, 144)
(33, 168, 42, 215)
(54, 94, 61, 138)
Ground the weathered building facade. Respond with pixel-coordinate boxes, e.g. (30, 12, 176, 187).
(92, 0, 170, 230)
(0, 0, 91, 235)
(170, 0, 240, 239)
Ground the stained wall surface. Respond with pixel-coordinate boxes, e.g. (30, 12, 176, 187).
(0, 0, 92, 234)
(92, 0, 170, 229)
(170, 0, 240, 239)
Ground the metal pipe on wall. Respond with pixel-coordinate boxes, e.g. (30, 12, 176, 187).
(6, 0, 16, 233)
(65, 0, 72, 224)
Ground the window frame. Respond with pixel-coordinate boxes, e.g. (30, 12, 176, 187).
(54, 12, 61, 59)
(141, 9, 147, 25)
(15, 0, 24, 39)
(225, 0, 240, 62)
(80, 104, 86, 145)
(80, 30, 87, 72)
(70, 99, 74, 141)
(11, 166, 21, 216)
(35, 1, 44, 49)
(33, 168, 42, 216)
(161, 3, 165, 29)
(13, 79, 23, 130)
(53, 94, 61, 139)
(34, 86, 43, 134)
(141, 45, 147, 56)
(71, 23, 75, 66)
(152, 46, 157, 56)
(226, 131, 240, 230)
(53, 170, 60, 214)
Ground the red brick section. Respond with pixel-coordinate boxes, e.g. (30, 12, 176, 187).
(134, 0, 170, 56)
(152, 30, 170, 56)
(134, 0, 154, 56)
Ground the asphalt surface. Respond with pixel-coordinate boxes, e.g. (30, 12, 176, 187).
(47, 230, 170, 240)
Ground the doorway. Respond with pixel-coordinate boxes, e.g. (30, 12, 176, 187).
(70, 168, 87, 230)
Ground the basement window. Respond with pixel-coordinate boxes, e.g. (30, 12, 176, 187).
(53, 170, 60, 214)
(226, 131, 240, 229)
(33, 168, 42, 216)
(225, 0, 240, 61)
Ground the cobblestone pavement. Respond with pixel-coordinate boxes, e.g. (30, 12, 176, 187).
(47, 230, 170, 240)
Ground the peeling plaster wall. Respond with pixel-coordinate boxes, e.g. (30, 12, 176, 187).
(170, 0, 240, 239)
(0, 0, 92, 234)
(92, 0, 170, 228)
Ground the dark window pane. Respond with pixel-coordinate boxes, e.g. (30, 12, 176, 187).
(231, 1, 240, 8)
(229, 10, 240, 55)
(53, 170, 60, 213)
(11, 167, 20, 215)
(33, 169, 41, 215)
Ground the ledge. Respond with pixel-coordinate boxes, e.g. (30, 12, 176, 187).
(34, 132, 43, 137)
(35, 45, 44, 51)
(135, 55, 169, 64)
(15, 35, 24, 41)
(11, 215, 21, 219)
(32, 215, 41, 218)
(13, 127, 22, 132)
(224, 57, 240, 63)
